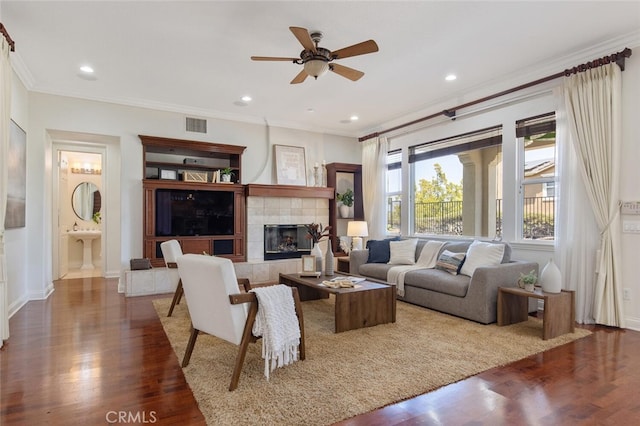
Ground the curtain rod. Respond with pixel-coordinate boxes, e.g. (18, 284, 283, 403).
(359, 47, 632, 142)
(0, 23, 15, 52)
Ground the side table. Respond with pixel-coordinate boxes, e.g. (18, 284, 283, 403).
(337, 257, 350, 274)
(497, 287, 575, 340)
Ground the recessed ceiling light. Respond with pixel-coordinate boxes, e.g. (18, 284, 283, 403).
(445, 74, 457, 81)
(306, 108, 315, 113)
(241, 95, 252, 102)
(80, 65, 94, 73)
(350, 115, 359, 121)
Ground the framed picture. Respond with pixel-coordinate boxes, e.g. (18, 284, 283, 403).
(5, 120, 26, 229)
(160, 169, 178, 180)
(274, 144, 307, 186)
(301, 255, 316, 273)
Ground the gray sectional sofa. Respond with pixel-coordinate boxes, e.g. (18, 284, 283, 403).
(349, 238, 538, 324)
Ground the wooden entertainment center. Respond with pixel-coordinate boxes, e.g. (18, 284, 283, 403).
(140, 135, 247, 267)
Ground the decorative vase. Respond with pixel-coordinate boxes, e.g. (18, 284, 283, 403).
(524, 283, 535, 292)
(311, 243, 323, 273)
(221, 174, 231, 182)
(339, 204, 350, 218)
(324, 243, 334, 276)
(540, 258, 562, 293)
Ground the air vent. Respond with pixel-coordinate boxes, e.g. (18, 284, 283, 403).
(186, 117, 207, 134)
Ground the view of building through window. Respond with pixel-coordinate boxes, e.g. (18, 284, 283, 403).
(520, 131, 556, 240)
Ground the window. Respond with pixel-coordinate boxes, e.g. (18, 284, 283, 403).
(409, 126, 502, 237)
(386, 150, 402, 234)
(516, 113, 556, 240)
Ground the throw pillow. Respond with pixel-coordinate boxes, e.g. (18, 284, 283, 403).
(366, 238, 399, 263)
(388, 239, 418, 265)
(459, 240, 505, 277)
(435, 250, 466, 275)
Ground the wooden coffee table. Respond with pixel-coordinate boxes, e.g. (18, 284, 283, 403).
(279, 273, 396, 333)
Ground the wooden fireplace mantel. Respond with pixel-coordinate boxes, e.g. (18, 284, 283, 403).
(245, 184, 334, 199)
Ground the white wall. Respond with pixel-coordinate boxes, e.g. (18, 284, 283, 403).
(5, 69, 29, 315)
(619, 51, 640, 330)
(11, 92, 360, 306)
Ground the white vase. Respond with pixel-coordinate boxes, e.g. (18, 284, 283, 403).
(311, 243, 323, 273)
(540, 258, 562, 293)
(324, 243, 334, 276)
(339, 204, 350, 218)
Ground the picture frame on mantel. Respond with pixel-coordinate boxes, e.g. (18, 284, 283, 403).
(274, 144, 307, 186)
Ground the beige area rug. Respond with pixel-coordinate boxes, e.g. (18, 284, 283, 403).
(153, 297, 590, 425)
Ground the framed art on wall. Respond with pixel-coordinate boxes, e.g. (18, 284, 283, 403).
(5, 120, 26, 229)
(274, 144, 307, 186)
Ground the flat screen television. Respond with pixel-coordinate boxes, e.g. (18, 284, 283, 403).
(155, 189, 234, 236)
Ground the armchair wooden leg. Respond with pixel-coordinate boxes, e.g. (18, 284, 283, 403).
(182, 325, 199, 368)
(291, 288, 305, 361)
(229, 300, 259, 391)
(167, 280, 183, 317)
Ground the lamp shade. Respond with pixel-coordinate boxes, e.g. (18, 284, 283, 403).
(303, 59, 329, 78)
(347, 221, 369, 237)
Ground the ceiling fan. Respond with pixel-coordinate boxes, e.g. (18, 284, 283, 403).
(251, 26, 379, 84)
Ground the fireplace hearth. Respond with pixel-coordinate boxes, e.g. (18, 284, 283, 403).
(264, 225, 313, 260)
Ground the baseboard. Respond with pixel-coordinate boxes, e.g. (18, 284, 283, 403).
(624, 316, 640, 332)
(8, 293, 29, 319)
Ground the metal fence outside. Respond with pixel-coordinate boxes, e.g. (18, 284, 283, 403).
(388, 197, 555, 239)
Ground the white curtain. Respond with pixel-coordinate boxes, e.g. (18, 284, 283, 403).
(0, 37, 13, 346)
(555, 89, 599, 324)
(362, 136, 388, 239)
(559, 63, 624, 327)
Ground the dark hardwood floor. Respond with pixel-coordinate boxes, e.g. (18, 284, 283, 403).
(1, 278, 639, 425)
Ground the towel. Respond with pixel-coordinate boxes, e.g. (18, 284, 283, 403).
(250, 285, 301, 380)
(387, 241, 445, 296)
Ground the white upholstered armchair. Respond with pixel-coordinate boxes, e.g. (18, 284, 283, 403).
(176, 253, 306, 391)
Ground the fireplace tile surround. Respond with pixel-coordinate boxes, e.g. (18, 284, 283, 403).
(238, 195, 330, 284)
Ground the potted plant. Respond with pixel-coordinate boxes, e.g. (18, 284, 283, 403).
(518, 270, 538, 292)
(336, 188, 354, 218)
(220, 167, 234, 182)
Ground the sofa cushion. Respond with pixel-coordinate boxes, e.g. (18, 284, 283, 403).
(459, 240, 505, 277)
(435, 250, 466, 275)
(366, 237, 399, 263)
(358, 262, 393, 281)
(404, 269, 470, 297)
(388, 239, 418, 265)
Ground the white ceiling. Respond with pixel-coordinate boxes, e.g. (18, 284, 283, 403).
(2, 1, 639, 137)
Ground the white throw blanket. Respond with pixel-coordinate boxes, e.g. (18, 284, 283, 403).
(387, 241, 445, 297)
(250, 285, 301, 380)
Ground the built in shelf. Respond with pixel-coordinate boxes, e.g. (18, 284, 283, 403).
(245, 184, 334, 199)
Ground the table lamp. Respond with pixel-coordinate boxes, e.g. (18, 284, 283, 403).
(347, 221, 369, 251)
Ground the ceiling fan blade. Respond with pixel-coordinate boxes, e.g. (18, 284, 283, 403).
(331, 40, 379, 60)
(290, 26, 316, 53)
(330, 63, 365, 81)
(251, 56, 299, 62)
(290, 70, 309, 84)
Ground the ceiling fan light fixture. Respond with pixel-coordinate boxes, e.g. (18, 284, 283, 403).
(304, 59, 329, 79)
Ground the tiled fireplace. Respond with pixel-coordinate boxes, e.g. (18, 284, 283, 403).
(231, 195, 329, 285)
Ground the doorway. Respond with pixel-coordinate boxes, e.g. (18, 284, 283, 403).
(49, 130, 121, 287)
(57, 149, 104, 279)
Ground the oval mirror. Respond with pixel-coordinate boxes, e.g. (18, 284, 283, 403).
(72, 182, 101, 221)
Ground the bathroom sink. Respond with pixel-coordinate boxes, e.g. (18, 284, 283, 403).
(69, 230, 101, 269)
(68, 230, 101, 240)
